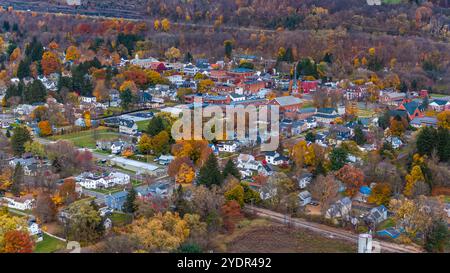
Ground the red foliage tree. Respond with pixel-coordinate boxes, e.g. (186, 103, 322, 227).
(3, 230, 34, 253)
(335, 165, 365, 197)
(221, 200, 243, 234)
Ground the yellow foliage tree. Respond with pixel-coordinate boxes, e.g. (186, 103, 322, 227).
(175, 163, 195, 184)
(130, 212, 190, 252)
(153, 19, 160, 31)
(65, 45, 80, 62)
(404, 165, 425, 197)
(437, 110, 450, 129)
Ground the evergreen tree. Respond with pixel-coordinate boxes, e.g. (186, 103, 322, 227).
(17, 59, 31, 80)
(224, 40, 233, 59)
(146, 116, 166, 137)
(353, 125, 366, 145)
(436, 127, 450, 162)
(5, 130, 11, 138)
(399, 81, 408, 93)
(120, 89, 133, 110)
(123, 187, 138, 214)
(11, 163, 24, 196)
(329, 147, 348, 171)
(183, 52, 193, 63)
(314, 161, 327, 176)
(222, 159, 241, 180)
(305, 131, 316, 142)
(3, 21, 10, 31)
(26, 79, 47, 104)
(425, 220, 449, 253)
(197, 153, 223, 188)
(416, 127, 437, 157)
(10, 126, 32, 156)
(284, 47, 294, 63)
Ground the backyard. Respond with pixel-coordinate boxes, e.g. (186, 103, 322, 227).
(34, 233, 66, 253)
(49, 127, 121, 149)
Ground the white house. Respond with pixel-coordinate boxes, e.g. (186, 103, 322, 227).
(118, 118, 138, 135)
(80, 96, 97, 104)
(217, 142, 239, 153)
(28, 220, 43, 242)
(183, 64, 199, 76)
(264, 151, 289, 166)
(297, 173, 313, 189)
(76, 172, 131, 189)
(2, 195, 35, 211)
(298, 191, 312, 206)
(111, 141, 126, 155)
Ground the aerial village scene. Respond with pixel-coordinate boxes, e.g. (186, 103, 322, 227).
(0, 0, 448, 254)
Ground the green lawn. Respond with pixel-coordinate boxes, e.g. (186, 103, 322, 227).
(357, 108, 375, 118)
(34, 233, 66, 253)
(136, 120, 150, 132)
(49, 127, 120, 149)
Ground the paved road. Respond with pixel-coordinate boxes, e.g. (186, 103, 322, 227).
(244, 206, 422, 253)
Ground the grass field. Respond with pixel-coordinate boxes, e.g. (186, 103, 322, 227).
(357, 108, 376, 118)
(136, 120, 150, 132)
(213, 218, 356, 253)
(49, 127, 121, 149)
(34, 234, 66, 253)
(110, 212, 133, 227)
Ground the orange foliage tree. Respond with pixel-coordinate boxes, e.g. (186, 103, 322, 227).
(41, 51, 61, 75)
(3, 230, 34, 253)
(335, 165, 365, 197)
(38, 120, 52, 136)
(221, 200, 243, 234)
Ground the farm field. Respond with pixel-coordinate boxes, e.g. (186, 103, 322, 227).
(213, 218, 356, 253)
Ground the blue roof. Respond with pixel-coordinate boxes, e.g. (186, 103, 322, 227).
(360, 186, 371, 195)
(230, 67, 253, 73)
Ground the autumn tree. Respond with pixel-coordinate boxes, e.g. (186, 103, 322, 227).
(390, 196, 445, 238)
(176, 163, 195, 184)
(65, 45, 80, 63)
(221, 200, 243, 233)
(10, 163, 24, 196)
(165, 47, 181, 62)
(309, 174, 339, 214)
(404, 165, 425, 197)
(41, 51, 61, 75)
(260, 172, 297, 212)
(161, 18, 171, 32)
(191, 185, 224, 232)
(66, 201, 104, 245)
(38, 120, 52, 137)
(224, 184, 245, 207)
(130, 212, 189, 252)
(138, 133, 153, 154)
(367, 183, 392, 206)
(335, 165, 365, 197)
(34, 193, 57, 223)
